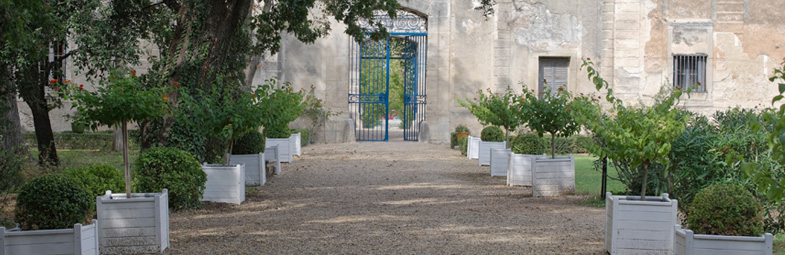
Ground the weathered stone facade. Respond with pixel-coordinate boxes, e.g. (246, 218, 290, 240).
(22, 0, 785, 145)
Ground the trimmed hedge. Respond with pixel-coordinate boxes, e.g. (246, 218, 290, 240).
(511, 133, 545, 154)
(15, 174, 93, 230)
(459, 136, 469, 156)
(541, 134, 593, 154)
(480, 126, 504, 142)
(687, 183, 764, 236)
(134, 147, 206, 211)
(24, 131, 138, 150)
(62, 164, 125, 198)
(232, 131, 265, 154)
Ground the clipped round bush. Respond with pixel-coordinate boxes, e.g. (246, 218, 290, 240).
(687, 183, 764, 236)
(450, 132, 458, 148)
(459, 136, 469, 156)
(134, 147, 206, 211)
(232, 131, 265, 154)
(455, 125, 470, 133)
(15, 174, 93, 230)
(265, 125, 291, 139)
(480, 126, 504, 142)
(511, 133, 545, 155)
(62, 164, 125, 197)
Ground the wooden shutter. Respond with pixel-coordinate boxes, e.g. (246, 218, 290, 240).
(539, 58, 569, 95)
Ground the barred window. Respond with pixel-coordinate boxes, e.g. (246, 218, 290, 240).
(48, 40, 67, 81)
(673, 54, 707, 92)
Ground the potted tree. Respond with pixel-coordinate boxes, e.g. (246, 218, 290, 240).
(516, 85, 580, 197)
(477, 126, 507, 166)
(181, 82, 270, 204)
(506, 133, 547, 186)
(2, 174, 97, 254)
(260, 80, 305, 164)
(229, 131, 267, 186)
(67, 69, 172, 253)
(455, 125, 470, 144)
(573, 59, 688, 254)
(674, 183, 772, 255)
(459, 87, 522, 165)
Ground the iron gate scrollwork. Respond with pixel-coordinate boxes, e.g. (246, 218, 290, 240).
(349, 10, 427, 141)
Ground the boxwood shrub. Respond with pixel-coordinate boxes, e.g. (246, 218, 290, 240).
(62, 164, 125, 198)
(687, 183, 764, 236)
(511, 133, 545, 155)
(232, 131, 265, 154)
(134, 147, 206, 211)
(15, 174, 93, 230)
(480, 126, 504, 142)
(265, 125, 291, 139)
(459, 136, 469, 156)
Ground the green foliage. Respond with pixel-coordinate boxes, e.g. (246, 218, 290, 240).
(0, 148, 25, 194)
(258, 79, 305, 136)
(687, 183, 764, 236)
(459, 136, 469, 156)
(15, 174, 93, 230)
(511, 133, 545, 155)
(458, 87, 522, 142)
(62, 164, 124, 198)
(266, 125, 292, 139)
(455, 125, 470, 133)
(301, 86, 336, 137)
(231, 131, 265, 155)
(573, 59, 689, 199)
(480, 126, 504, 142)
(516, 85, 580, 158)
(134, 147, 206, 211)
(540, 134, 592, 154)
(450, 132, 458, 148)
(295, 129, 310, 146)
(24, 132, 137, 150)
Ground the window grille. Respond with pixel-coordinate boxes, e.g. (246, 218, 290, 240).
(673, 54, 707, 92)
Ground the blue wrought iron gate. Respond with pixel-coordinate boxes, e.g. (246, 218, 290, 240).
(349, 10, 427, 141)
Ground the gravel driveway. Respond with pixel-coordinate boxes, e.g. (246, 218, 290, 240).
(166, 141, 606, 254)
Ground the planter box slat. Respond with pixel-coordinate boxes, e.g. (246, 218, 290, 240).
(674, 225, 773, 255)
(98, 190, 169, 254)
(468, 136, 480, 159)
(607, 193, 678, 254)
(532, 155, 575, 197)
(202, 164, 245, 204)
(230, 153, 265, 186)
(266, 138, 292, 163)
(478, 141, 506, 166)
(507, 153, 545, 186)
(2, 222, 98, 255)
(292, 133, 302, 156)
(490, 149, 510, 177)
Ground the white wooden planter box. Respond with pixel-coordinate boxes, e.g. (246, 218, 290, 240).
(265, 145, 281, 175)
(673, 224, 772, 255)
(606, 193, 678, 255)
(532, 155, 575, 197)
(467, 136, 480, 159)
(97, 190, 169, 254)
(490, 149, 511, 177)
(230, 153, 266, 185)
(507, 153, 546, 186)
(478, 141, 506, 166)
(266, 138, 292, 163)
(1, 221, 98, 255)
(201, 164, 246, 204)
(291, 133, 301, 156)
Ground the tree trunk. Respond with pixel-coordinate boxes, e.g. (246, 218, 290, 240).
(639, 162, 649, 201)
(112, 126, 123, 152)
(551, 134, 556, 159)
(27, 99, 58, 166)
(1, 77, 28, 157)
(122, 121, 131, 198)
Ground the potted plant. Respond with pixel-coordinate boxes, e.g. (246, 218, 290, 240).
(477, 126, 507, 166)
(516, 84, 580, 197)
(507, 133, 547, 186)
(3, 174, 98, 254)
(459, 87, 523, 165)
(66, 69, 173, 252)
(673, 183, 772, 255)
(229, 131, 267, 186)
(573, 59, 688, 254)
(259, 80, 305, 164)
(181, 82, 272, 204)
(455, 125, 470, 144)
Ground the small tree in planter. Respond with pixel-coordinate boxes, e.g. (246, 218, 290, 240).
(574, 59, 689, 254)
(458, 87, 523, 145)
(66, 69, 172, 198)
(259, 80, 305, 163)
(515, 84, 580, 159)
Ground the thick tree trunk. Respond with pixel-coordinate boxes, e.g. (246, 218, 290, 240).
(28, 99, 58, 166)
(2, 92, 27, 153)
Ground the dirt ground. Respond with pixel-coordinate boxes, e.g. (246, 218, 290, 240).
(166, 141, 607, 254)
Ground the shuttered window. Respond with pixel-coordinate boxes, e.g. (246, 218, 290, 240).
(538, 57, 569, 97)
(673, 54, 707, 92)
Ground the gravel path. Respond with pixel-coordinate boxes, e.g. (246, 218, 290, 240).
(166, 142, 606, 254)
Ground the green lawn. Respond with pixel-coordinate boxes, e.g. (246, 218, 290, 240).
(572, 154, 626, 196)
(31, 149, 139, 171)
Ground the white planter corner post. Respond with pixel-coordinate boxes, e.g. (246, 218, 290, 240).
(490, 148, 511, 177)
(673, 224, 773, 255)
(97, 189, 169, 254)
(468, 136, 481, 159)
(479, 141, 506, 166)
(606, 192, 678, 255)
(230, 153, 266, 185)
(291, 133, 302, 156)
(266, 137, 292, 162)
(1, 221, 98, 255)
(507, 153, 546, 186)
(532, 155, 575, 197)
(201, 163, 246, 204)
